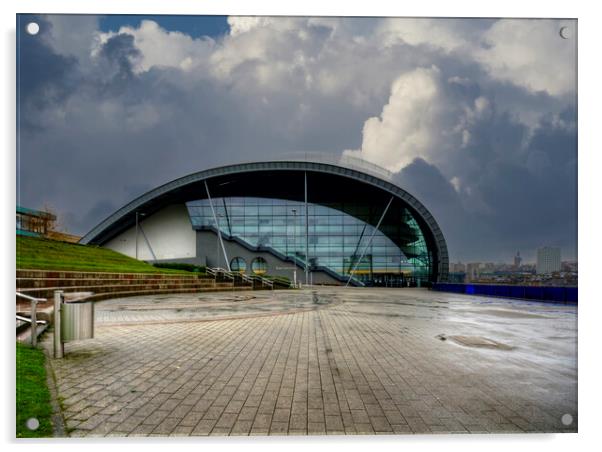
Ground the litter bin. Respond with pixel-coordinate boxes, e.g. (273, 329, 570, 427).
(60, 300, 94, 342)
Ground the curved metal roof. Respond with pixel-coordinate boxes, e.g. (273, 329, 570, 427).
(80, 160, 449, 281)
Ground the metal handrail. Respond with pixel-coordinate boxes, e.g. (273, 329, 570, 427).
(208, 267, 278, 290)
(215, 267, 235, 280)
(16, 292, 46, 347)
(240, 273, 255, 285)
(259, 277, 274, 289)
(16, 292, 46, 303)
(207, 267, 235, 280)
(16, 314, 47, 325)
(249, 275, 274, 289)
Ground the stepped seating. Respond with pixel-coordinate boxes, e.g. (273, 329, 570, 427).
(16, 269, 252, 307)
(16, 268, 258, 344)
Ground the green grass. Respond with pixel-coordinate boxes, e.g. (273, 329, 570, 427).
(17, 236, 187, 274)
(16, 342, 54, 438)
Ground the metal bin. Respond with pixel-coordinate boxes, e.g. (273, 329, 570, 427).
(60, 301, 94, 342)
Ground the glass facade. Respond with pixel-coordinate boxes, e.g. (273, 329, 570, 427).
(187, 197, 432, 285)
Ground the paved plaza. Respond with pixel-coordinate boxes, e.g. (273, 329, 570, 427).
(42, 287, 577, 437)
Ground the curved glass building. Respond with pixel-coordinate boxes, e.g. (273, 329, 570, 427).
(81, 160, 448, 286)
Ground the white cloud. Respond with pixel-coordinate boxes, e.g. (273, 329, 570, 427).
(476, 19, 576, 96)
(376, 18, 472, 52)
(94, 20, 215, 73)
(344, 66, 443, 172)
(376, 18, 576, 97)
(227, 16, 277, 36)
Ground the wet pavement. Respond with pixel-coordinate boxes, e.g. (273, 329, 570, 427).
(94, 290, 342, 325)
(43, 287, 577, 436)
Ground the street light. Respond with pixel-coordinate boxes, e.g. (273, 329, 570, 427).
(292, 208, 298, 288)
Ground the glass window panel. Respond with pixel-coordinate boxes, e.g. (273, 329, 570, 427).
(273, 205, 287, 215)
(259, 205, 272, 215)
(185, 195, 432, 284)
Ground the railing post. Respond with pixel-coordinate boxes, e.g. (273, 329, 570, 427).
(30, 298, 37, 347)
(54, 290, 64, 359)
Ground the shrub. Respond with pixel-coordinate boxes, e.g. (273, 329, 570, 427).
(152, 262, 206, 273)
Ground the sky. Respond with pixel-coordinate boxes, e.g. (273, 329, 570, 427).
(16, 14, 577, 263)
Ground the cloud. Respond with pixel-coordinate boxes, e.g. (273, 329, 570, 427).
(375, 18, 576, 97)
(344, 66, 442, 171)
(17, 15, 577, 262)
(376, 18, 490, 52)
(40, 14, 99, 63)
(17, 16, 79, 119)
(97, 33, 141, 80)
(227, 16, 277, 36)
(343, 66, 499, 173)
(95, 20, 215, 73)
(476, 19, 577, 96)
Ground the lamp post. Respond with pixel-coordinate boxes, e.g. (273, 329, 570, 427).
(292, 208, 298, 288)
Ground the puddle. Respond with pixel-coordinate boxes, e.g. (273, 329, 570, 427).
(312, 291, 329, 305)
(437, 334, 515, 350)
(475, 309, 547, 319)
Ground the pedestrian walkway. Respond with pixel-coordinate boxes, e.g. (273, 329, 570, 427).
(42, 287, 577, 436)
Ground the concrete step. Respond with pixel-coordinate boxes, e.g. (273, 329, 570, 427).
(17, 282, 223, 300)
(16, 270, 259, 316)
(17, 277, 216, 289)
(86, 286, 252, 302)
(17, 269, 211, 280)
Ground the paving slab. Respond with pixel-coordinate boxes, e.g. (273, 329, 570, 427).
(42, 287, 577, 437)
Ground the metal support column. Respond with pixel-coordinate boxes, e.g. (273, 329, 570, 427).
(204, 180, 231, 271)
(53, 290, 64, 358)
(135, 211, 139, 259)
(292, 209, 298, 288)
(304, 171, 309, 285)
(138, 222, 158, 261)
(345, 196, 394, 287)
(30, 298, 37, 347)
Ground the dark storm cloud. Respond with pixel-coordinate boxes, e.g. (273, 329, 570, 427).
(398, 105, 577, 263)
(395, 159, 496, 262)
(16, 16, 577, 262)
(17, 16, 78, 126)
(98, 33, 141, 80)
(61, 200, 118, 235)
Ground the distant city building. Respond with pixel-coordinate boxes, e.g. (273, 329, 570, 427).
(536, 247, 561, 274)
(483, 262, 496, 273)
(448, 262, 466, 283)
(514, 251, 522, 269)
(449, 262, 466, 273)
(562, 261, 578, 273)
(466, 262, 481, 281)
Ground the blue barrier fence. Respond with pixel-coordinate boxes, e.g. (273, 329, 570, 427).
(432, 283, 577, 304)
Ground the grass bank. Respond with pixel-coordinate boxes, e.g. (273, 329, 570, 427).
(17, 236, 187, 274)
(16, 342, 53, 438)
